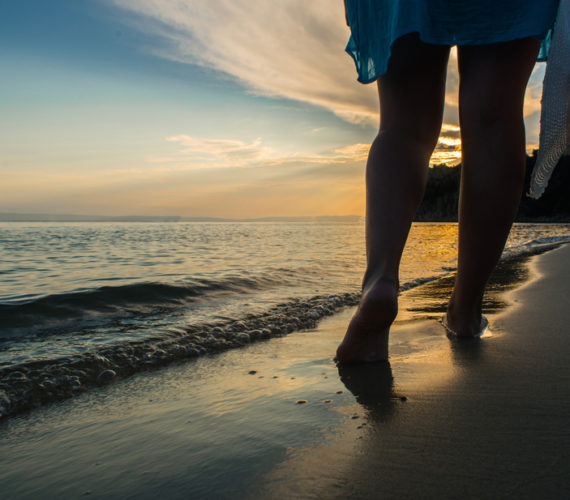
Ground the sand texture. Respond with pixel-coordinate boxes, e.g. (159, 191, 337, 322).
(1, 245, 569, 499)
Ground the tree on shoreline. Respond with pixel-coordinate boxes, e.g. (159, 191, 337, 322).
(415, 152, 570, 222)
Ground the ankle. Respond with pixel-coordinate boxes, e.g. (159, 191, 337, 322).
(446, 297, 483, 335)
(362, 269, 399, 293)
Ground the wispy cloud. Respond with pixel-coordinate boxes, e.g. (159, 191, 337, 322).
(148, 135, 371, 171)
(332, 143, 370, 159)
(109, 0, 378, 124)
(155, 132, 461, 173)
(166, 135, 271, 163)
(109, 0, 545, 140)
(441, 123, 461, 134)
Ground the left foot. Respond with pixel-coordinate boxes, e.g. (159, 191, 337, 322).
(335, 277, 398, 363)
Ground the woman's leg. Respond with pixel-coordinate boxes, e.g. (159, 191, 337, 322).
(446, 38, 541, 336)
(336, 34, 450, 363)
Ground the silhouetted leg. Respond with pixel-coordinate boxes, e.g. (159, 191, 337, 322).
(446, 38, 541, 336)
(337, 35, 450, 362)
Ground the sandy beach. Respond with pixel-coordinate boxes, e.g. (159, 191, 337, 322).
(1, 244, 569, 499)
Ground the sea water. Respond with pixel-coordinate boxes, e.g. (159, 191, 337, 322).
(0, 221, 568, 416)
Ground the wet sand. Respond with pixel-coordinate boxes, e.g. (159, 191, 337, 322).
(1, 245, 569, 499)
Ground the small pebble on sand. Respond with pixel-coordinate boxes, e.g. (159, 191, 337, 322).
(400, 396, 408, 402)
(351, 415, 359, 419)
(296, 400, 307, 404)
(323, 399, 332, 403)
(336, 390, 343, 394)
(248, 370, 257, 375)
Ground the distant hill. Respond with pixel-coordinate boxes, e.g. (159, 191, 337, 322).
(415, 153, 570, 222)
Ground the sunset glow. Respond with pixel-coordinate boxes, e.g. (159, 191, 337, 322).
(0, 0, 547, 218)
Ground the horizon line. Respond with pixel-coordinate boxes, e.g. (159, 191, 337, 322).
(0, 212, 364, 222)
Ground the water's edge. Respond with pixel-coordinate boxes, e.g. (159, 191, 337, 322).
(0, 241, 564, 420)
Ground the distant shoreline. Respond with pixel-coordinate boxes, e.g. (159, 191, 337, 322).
(0, 213, 365, 223)
(1, 214, 568, 223)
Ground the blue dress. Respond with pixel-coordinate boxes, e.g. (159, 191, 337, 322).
(346, 0, 560, 83)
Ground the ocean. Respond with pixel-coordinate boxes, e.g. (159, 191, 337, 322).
(1, 221, 569, 417)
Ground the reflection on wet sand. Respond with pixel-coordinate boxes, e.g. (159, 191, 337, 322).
(337, 362, 397, 422)
(398, 253, 533, 323)
(313, 248, 569, 499)
(251, 251, 550, 498)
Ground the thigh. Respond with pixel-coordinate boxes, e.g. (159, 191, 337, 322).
(457, 38, 541, 127)
(379, 34, 451, 147)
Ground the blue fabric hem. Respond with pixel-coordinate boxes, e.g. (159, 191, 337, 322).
(347, 29, 553, 84)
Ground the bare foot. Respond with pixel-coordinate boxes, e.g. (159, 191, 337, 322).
(335, 277, 398, 363)
(445, 300, 484, 337)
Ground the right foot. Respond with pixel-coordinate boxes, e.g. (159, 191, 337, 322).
(445, 301, 485, 337)
(335, 277, 398, 363)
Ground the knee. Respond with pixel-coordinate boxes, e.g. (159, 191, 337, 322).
(377, 121, 441, 160)
(459, 78, 523, 134)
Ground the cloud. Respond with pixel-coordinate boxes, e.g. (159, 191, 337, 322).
(149, 134, 371, 170)
(431, 149, 462, 166)
(156, 131, 463, 173)
(331, 143, 370, 160)
(166, 135, 271, 163)
(441, 123, 461, 134)
(109, 0, 545, 138)
(436, 135, 461, 148)
(109, 0, 379, 124)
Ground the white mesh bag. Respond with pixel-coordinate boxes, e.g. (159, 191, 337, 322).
(529, 0, 570, 199)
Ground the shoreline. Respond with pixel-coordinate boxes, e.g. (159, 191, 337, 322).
(1, 238, 566, 421)
(1, 244, 569, 498)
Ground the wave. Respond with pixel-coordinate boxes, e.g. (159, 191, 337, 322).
(505, 235, 570, 256)
(0, 236, 567, 419)
(0, 272, 291, 337)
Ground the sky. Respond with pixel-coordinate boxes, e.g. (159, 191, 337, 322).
(0, 0, 547, 218)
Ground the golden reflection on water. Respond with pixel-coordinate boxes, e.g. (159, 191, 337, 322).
(398, 252, 533, 324)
